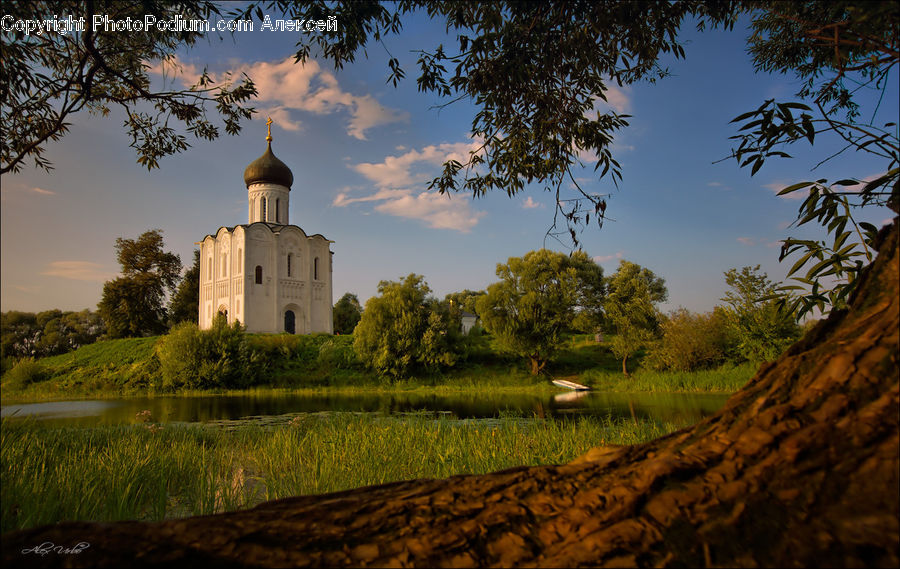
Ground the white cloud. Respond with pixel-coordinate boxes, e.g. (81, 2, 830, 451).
(335, 141, 488, 233)
(604, 86, 631, 114)
(150, 56, 408, 140)
(257, 105, 302, 131)
(333, 188, 410, 207)
(353, 140, 483, 188)
(374, 192, 486, 233)
(737, 237, 755, 246)
(42, 261, 115, 282)
(30, 187, 56, 195)
(587, 86, 631, 116)
(593, 252, 623, 263)
(522, 196, 542, 209)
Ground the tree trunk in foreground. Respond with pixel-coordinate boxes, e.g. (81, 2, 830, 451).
(3, 223, 898, 568)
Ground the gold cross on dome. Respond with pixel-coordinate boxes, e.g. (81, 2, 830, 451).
(266, 117, 273, 142)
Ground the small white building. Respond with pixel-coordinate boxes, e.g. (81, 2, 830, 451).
(198, 123, 333, 334)
(460, 311, 478, 335)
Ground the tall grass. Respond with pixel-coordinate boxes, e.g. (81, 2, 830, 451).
(1, 413, 687, 532)
(579, 362, 757, 392)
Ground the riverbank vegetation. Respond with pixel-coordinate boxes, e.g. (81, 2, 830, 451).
(0, 326, 756, 403)
(1, 412, 691, 533)
(2, 260, 799, 402)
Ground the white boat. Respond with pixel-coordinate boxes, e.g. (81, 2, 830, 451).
(551, 378, 591, 391)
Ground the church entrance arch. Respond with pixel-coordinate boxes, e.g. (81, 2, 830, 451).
(283, 303, 303, 334)
(284, 310, 295, 334)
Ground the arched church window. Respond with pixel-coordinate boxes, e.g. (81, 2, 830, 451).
(314, 257, 319, 280)
(237, 249, 242, 273)
(221, 253, 227, 277)
(208, 257, 213, 280)
(276, 199, 281, 223)
(255, 265, 263, 284)
(260, 197, 267, 222)
(287, 253, 292, 277)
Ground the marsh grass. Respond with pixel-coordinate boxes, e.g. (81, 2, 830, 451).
(1, 412, 687, 532)
(579, 362, 757, 392)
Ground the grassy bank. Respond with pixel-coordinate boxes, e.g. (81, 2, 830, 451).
(0, 331, 756, 403)
(578, 362, 757, 393)
(1, 413, 688, 532)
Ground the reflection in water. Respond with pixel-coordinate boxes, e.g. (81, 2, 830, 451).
(553, 391, 591, 403)
(1, 400, 122, 419)
(1, 390, 732, 428)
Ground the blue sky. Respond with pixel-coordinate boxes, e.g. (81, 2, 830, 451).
(2, 10, 896, 315)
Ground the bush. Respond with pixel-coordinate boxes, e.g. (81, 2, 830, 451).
(2, 358, 47, 390)
(156, 319, 260, 390)
(317, 336, 359, 370)
(644, 308, 739, 372)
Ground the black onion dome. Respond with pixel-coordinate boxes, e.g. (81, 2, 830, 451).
(243, 142, 293, 188)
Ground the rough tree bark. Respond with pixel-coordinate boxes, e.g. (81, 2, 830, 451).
(3, 222, 898, 568)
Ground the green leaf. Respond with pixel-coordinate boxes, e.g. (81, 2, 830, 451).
(787, 249, 816, 277)
(777, 181, 813, 195)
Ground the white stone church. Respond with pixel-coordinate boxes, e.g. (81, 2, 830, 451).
(198, 121, 334, 334)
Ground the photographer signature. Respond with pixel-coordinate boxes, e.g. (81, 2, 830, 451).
(21, 541, 90, 556)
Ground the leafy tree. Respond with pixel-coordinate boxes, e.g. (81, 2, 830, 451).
(1, 1, 256, 174)
(1, 309, 105, 361)
(168, 250, 201, 326)
(98, 229, 182, 338)
(272, 0, 741, 244)
(332, 292, 362, 335)
(726, 2, 898, 317)
(353, 274, 461, 378)
(476, 249, 603, 375)
(1, 311, 39, 360)
(604, 260, 668, 375)
(720, 265, 801, 363)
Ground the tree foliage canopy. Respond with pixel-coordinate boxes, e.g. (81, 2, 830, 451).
(273, 0, 740, 243)
(603, 260, 667, 375)
(0, 0, 256, 174)
(476, 249, 603, 375)
(1, 309, 105, 362)
(168, 249, 200, 326)
(720, 265, 801, 363)
(332, 292, 362, 335)
(98, 229, 182, 338)
(727, 1, 898, 317)
(353, 274, 461, 378)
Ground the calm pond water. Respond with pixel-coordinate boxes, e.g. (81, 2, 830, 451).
(0, 390, 731, 427)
